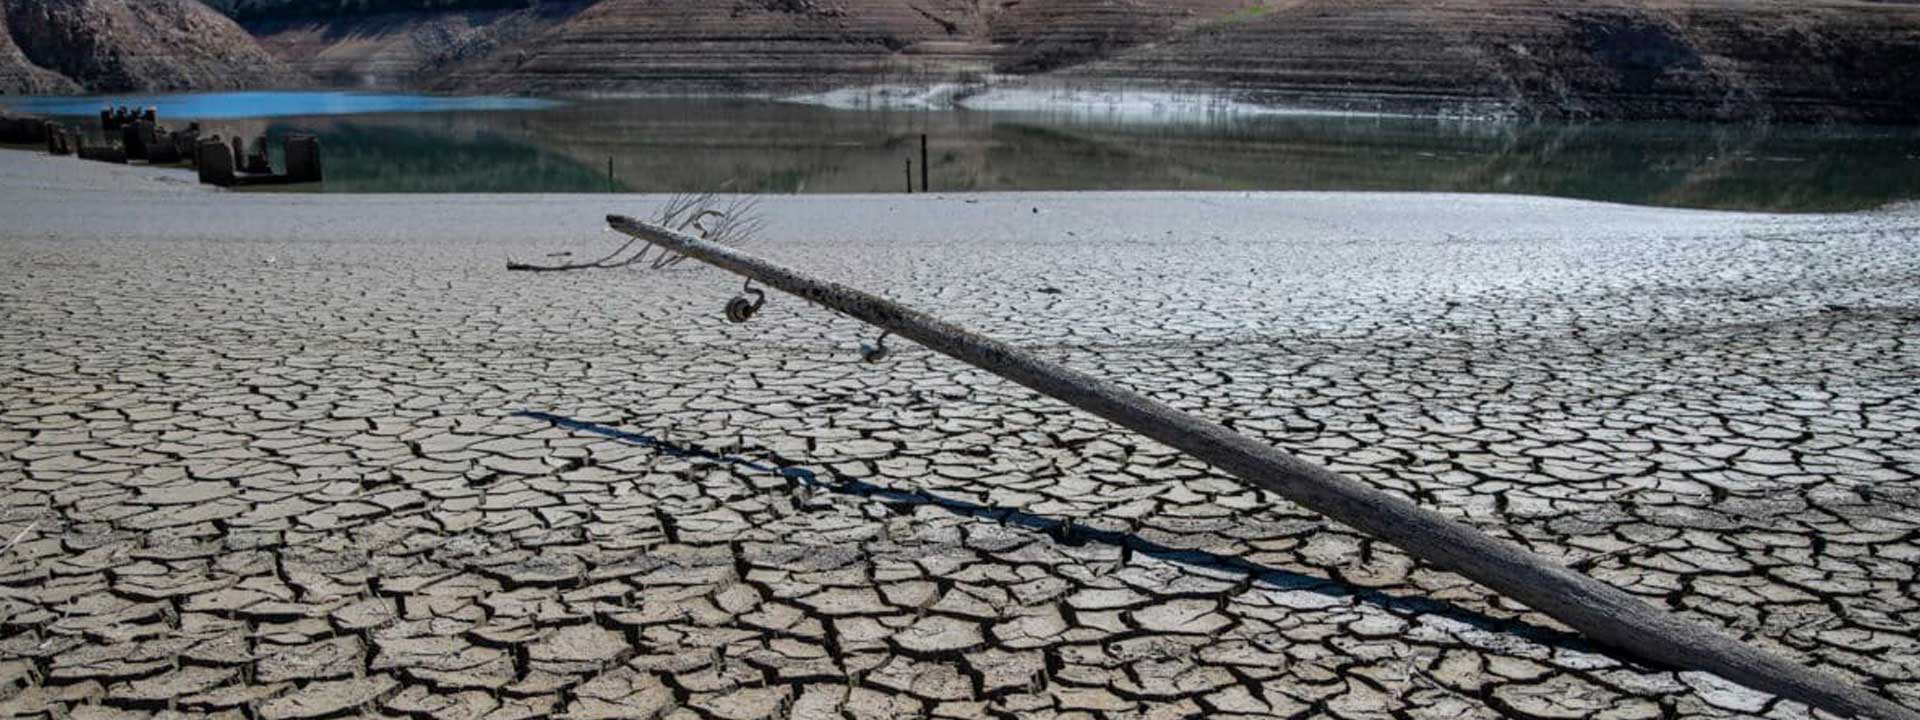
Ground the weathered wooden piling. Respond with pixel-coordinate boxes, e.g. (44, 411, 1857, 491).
(920, 134, 929, 192)
(284, 134, 322, 183)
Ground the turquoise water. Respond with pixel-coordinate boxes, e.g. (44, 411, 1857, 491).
(0, 91, 560, 119)
(5, 92, 1919, 211)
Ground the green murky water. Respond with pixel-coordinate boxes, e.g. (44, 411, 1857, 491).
(7, 91, 1919, 212)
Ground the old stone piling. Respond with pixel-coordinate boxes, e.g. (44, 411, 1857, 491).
(45, 126, 69, 155)
(21, 105, 319, 187)
(197, 137, 236, 186)
(0, 114, 47, 144)
(77, 137, 128, 164)
(169, 127, 200, 166)
(146, 130, 183, 164)
(123, 121, 152, 161)
(284, 134, 322, 183)
(242, 135, 271, 174)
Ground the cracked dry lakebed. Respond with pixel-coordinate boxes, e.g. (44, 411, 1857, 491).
(1, 149, 1918, 719)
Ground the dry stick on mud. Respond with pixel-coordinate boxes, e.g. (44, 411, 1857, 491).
(561, 211, 1917, 720)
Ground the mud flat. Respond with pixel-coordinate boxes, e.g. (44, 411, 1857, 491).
(1, 147, 1918, 718)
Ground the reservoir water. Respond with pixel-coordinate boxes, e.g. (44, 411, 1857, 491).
(6, 91, 1919, 212)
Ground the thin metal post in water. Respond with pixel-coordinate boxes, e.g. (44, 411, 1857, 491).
(904, 158, 913, 194)
(920, 134, 929, 192)
(605, 213, 1918, 720)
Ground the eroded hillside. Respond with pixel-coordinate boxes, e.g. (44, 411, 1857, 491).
(1, 0, 297, 94)
(1080, 0, 1920, 123)
(245, 0, 1920, 123)
(10, 0, 1920, 123)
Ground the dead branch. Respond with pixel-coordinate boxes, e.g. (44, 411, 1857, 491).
(506, 194, 762, 272)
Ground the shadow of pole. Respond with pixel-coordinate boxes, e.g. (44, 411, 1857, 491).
(515, 409, 1603, 658)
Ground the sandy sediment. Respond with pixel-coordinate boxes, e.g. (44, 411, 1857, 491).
(1, 147, 1918, 718)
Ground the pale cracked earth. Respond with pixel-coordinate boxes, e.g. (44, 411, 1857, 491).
(1, 150, 1918, 720)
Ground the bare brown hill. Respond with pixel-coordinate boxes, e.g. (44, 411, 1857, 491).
(14, 0, 1920, 123)
(244, 2, 586, 88)
(367, 0, 1252, 94)
(1, 0, 297, 94)
(253, 0, 1920, 122)
(1078, 0, 1920, 123)
(445, 0, 991, 94)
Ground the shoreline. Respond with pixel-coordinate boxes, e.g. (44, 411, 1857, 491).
(5, 146, 1917, 218)
(0, 143, 1886, 251)
(10, 82, 1918, 129)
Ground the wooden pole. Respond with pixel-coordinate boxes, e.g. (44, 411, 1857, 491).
(608, 157, 614, 193)
(605, 214, 1919, 720)
(920, 134, 929, 193)
(904, 158, 913, 194)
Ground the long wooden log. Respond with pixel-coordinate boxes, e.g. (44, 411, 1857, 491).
(606, 214, 1918, 720)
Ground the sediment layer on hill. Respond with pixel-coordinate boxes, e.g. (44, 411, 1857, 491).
(1077, 0, 1920, 124)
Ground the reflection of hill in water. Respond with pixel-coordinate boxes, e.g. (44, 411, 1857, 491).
(257, 115, 612, 193)
(245, 101, 1920, 211)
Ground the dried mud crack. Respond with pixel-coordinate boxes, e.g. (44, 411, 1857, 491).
(1, 157, 1918, 719)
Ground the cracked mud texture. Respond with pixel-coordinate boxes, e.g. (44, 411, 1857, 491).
(1, 149, 1918, 719)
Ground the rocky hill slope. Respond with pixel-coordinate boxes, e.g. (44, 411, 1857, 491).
(1, 0, 297, 95)
(244, 2, 584, 88)
(231, 0, 1262, 96)
(9, 0, 1920, 124)
(1078, 0, 1920, 124)
(248, 0, 1920, 123)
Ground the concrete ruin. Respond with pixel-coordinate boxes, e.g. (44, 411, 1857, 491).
(76, 136, 127, 164)
(121, 121, 151, 161)
(45, 126, 71, 156)
(242, 135, 271, 174)
(0, 114, 47, 144)
(22, 107, 317, 186)
(196, 136, 236, 186)
(284, 134, 322, 183)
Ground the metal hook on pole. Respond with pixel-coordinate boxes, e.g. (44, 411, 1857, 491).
(860, 331, 892, 364)
(725, 277, 767, 324)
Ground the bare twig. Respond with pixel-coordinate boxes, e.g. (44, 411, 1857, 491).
(507, 194, 761, 272)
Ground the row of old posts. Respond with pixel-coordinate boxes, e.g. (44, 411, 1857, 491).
(4, 105, 321, 187)
(194, 133, 321, 187)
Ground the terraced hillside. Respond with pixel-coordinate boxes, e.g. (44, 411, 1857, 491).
(258, 0, 1920, 122)
(0, 0, 296, 94)
(1079, 0, 1920, 123)
(447, 0, 1250, 94)
(9, 0, 1920, 123)
(245, 2, 587, 88)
